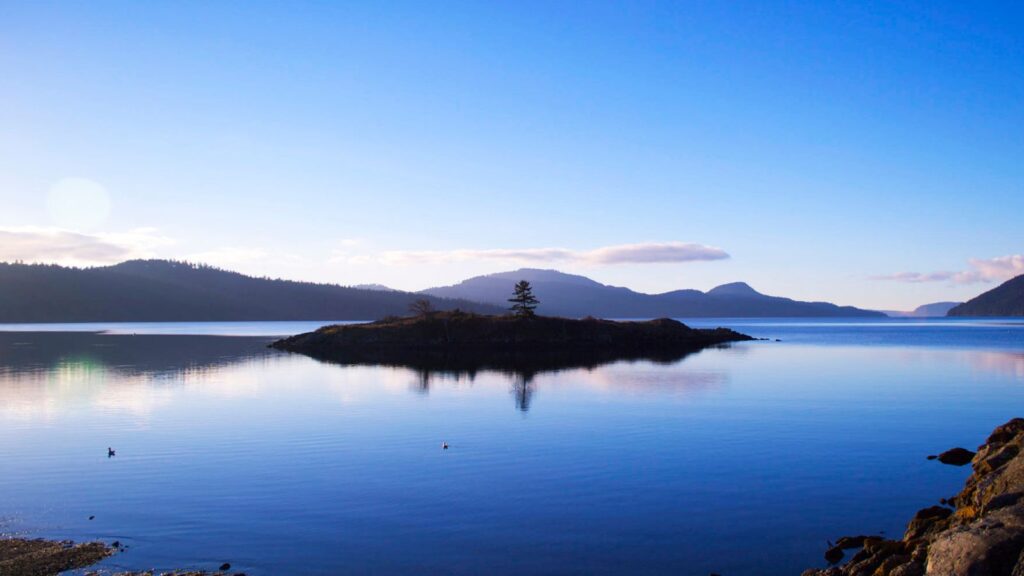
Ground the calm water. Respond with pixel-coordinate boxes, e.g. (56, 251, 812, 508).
(2, 318, 1023, 575)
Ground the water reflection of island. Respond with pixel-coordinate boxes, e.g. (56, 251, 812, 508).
(326, 346, 720, 411)
(311, 344, 712, 375)
(0, 330, 733, 413)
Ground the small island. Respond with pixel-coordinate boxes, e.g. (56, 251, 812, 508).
(273, 309, 750, 354)
(271, 313, 753, 375)
(272, 281, 753, 369)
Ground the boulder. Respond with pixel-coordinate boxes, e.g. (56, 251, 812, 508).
(937, 447, 976, 466)
(904, 506, 952, 541)
(927, 505, 1024, 575)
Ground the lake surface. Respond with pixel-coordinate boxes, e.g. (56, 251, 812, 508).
(2, 318, 1023, 575)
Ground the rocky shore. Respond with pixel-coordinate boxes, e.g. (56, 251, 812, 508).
(0, 537, 244, 576)
(0, 537, 111, 576)
(804, 417, 1024, 576)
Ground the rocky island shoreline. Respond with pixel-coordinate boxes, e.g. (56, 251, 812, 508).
(0, 537, 241, 576)
(269, 311, 753, 369)
(804, 417, 1024, 576)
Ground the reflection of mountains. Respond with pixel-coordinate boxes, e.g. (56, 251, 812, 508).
(0, 331, 274, 377)
(0, 332, 281, 420)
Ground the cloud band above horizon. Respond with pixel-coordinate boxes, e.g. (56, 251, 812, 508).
(0, 226, 172, 267)
(0, 230, 728, 271)
(871, 254, 1024, 285)
(366, 242, 730, 266)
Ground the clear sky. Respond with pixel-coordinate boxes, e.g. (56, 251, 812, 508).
(1, 1, 1021, 310)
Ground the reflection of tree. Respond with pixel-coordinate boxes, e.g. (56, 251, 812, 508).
(413, 370, 432, 393)
(409, 365, 539, 410)
(308, 345, 719, 411)
(510, 372, 536, 412)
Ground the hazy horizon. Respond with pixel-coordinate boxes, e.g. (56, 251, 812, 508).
(2, 2, 1022, 310)
(0, 257, 978, 313)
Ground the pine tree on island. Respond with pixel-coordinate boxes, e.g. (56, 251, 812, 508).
(508, 280, 540, 318)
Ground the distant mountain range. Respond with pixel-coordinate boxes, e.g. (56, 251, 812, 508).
(0, 261, 901, 322)
(0, 260, 498, 322)
(350, 283, 399, 292)
(948, 274, 1024, 317)
(421, 269, 884, 318)
(883, 301, 961, 318)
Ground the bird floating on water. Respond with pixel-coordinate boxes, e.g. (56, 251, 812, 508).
(442, 442, 449, 450)
(107, 447, 116, 458)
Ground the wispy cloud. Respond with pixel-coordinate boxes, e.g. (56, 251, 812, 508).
(0, 226, 172, 266)
(871, 254, 1024, 285)
(870, 271, 962, 283)
(356, 242, 729, 266)
(967, 255, 1024, 282)
(585, 243, 728, 264)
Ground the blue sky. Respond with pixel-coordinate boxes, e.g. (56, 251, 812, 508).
(1, 1, 1021, 310)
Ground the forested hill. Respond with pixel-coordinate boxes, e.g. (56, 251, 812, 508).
(948, 274, 1024, 317)
(0, 260, 499, 322)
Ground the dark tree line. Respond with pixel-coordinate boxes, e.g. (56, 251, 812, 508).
(0, 260, 499, 322)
